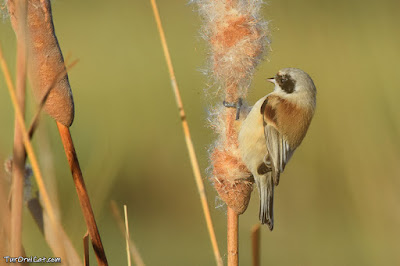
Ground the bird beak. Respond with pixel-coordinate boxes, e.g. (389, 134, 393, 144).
(267, 77, 276, 84)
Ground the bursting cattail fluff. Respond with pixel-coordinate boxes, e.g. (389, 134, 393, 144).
(194, 0, 270, 214)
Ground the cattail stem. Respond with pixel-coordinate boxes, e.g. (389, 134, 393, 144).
(251, 224, 260, 266)
(225, 85, 240, 266)
(227, 207, 239, 266)
(56, 122, 108, 266)
(83, 231, 89, 266)
(10, 0, 27, 258)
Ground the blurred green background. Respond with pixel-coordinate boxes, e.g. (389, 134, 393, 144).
(1, 0, 400, 265)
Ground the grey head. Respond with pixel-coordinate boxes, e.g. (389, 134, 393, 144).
(268, 67, 317, 107)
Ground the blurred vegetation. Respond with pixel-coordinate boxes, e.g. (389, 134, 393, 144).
(1, 0, 400, 265)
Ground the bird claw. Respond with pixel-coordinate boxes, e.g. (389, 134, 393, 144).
(223, 98, 243, 120)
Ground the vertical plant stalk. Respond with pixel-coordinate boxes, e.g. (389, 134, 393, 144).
(9, 1, 93, 261)
(251, 224, 260, 266)
(26, 196, 83, 265)
(0, 173, 28, 260)
(227, 208, 239, 266)
(3, 43, 81, 261)
(57, 123, 108, 266)
(0, 45, 65, 260)
(0, 176, 10, 255)
(110, 201, 145, 266)
(225, 85, 241, 266)
(150, 1, 223, 265)
(10, 0, 27, 257)
(124, 205, 132, 266)
(6, 0, 81, 260)
(2, 58, 81, 264)
(83, 231, 89, 266)
(36, 116, 82, 266)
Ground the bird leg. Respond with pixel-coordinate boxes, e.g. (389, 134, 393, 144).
(223, 98, 243, 120)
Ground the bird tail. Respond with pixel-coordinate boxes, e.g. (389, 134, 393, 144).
(256, 173, 274, 231)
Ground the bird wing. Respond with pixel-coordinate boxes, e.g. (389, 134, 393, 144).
(261, 96, 293, 185)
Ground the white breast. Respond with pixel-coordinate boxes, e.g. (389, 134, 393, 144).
(238, 96, 268, 174)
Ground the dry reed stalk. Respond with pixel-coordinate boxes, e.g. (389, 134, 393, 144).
(57, 123, 108, 266)
(36, 120, 82, 266)
(7, 0, 77, 259)
(2, 54, 81, 264)
(149, 1, 223, 265)
(5, 165, 74, 265)
(9, 0, 27, 257)
(0, 45, 67, 260)
(32, 63, 82, 266)
(26, 197, 83, 266)
(251, 224, 260, 266)
(124, 205, 132, 266)
(7, 59, 81, 264)
(0, 176, 11, 258)
(5, 0, 104, 263)
(83, 231, 90, 266)
(0, 170, 28, 263)
(0, 175, 11, 245)
(4, 135, 82, 265)
(110, 201, 145, 266)
(8, 0, 107, 263)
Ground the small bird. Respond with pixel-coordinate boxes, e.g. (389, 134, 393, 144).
(238, 68, 316, 230)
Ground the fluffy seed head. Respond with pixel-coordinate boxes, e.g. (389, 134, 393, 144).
(194, 0, 270, 97)
(195, 0, 270, 213)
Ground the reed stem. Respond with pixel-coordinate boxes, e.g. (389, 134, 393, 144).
(150, 1, 223, 265)
(110, 200, 145, 266)
(227, 207, 239, 266)
(0, 45, 64, 259)
(56, 122, 108, 266)
(251, 224, 260, 266)
(83, 231, 89, 266)
(124, 205, 132, 266)
(10, 0, 27, 257)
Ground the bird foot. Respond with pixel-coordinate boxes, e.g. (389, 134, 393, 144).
(223, 98, 243, 120)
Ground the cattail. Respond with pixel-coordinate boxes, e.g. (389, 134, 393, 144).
(194, 0, 270, 214)
(7, 0, 74, 127)
(6, 1, 107, 264)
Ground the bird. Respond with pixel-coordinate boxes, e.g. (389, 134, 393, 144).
(238, 68, 316, 230)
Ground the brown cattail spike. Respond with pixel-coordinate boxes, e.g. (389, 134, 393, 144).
(8, 0, 75, 127)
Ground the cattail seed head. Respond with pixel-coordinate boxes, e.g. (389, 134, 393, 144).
(195, 0, 270, 97)
(7, 0, 75, 127)
(195, 0, 270, 214)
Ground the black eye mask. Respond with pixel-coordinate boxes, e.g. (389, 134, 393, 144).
(276, 74, 296, 94)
